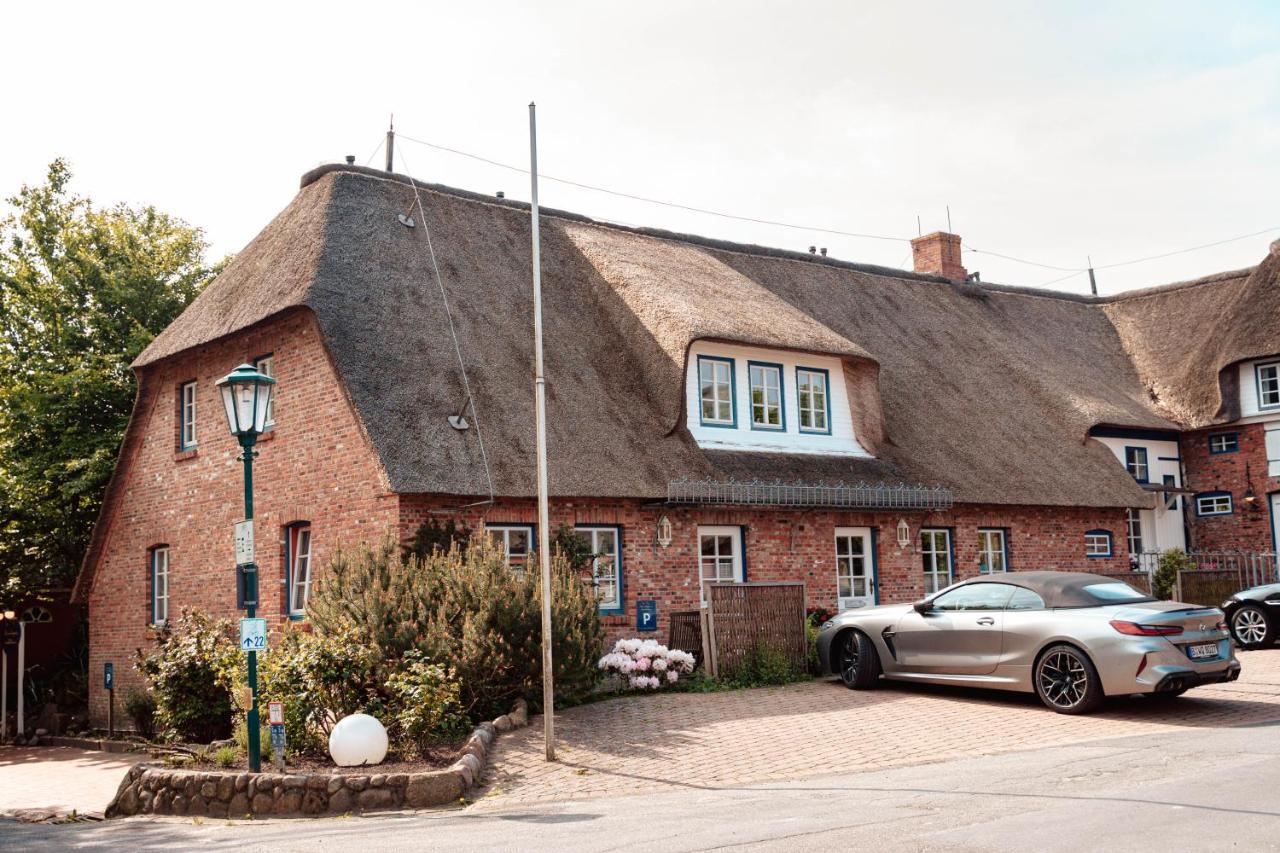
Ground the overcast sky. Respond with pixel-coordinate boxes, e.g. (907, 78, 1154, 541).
(4, 1, 1278, 294)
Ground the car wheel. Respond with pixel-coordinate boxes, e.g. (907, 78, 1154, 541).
(1230, 604, 1275, 649)
(838, 630, 882, 689)
(1034, 644, 1104, 714)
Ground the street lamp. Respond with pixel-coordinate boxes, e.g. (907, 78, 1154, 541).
(217, 363, 276, 772)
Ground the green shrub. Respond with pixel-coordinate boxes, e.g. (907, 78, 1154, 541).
(406, 518, 472, 561)
(123, 690, 157, 739)
(385, 652, 470, 754)
(309, 535, 602, 720)
(133, 610, 237, 742)
(1155, 549, 1195, 600)
(214, 746, 238, 768)
(256, 627, 383, 755)
(728, 642, 802, 687)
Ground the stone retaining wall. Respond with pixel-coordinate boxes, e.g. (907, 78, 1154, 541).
(106, 699, 527, 818)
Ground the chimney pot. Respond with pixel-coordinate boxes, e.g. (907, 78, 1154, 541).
(497, 191, 505, 199)
(808, 246, 817, 254)
(820, 247, 827, 257)
(345, 155, 356, 165)
(911, 231, 967, 281)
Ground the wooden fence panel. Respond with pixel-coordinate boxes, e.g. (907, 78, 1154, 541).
(708, 582, 806, 677)
(1176, 570, 1242, 607)
(668, 610, 704, 668)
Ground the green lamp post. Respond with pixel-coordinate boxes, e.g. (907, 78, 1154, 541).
(217, 363, 276, 773)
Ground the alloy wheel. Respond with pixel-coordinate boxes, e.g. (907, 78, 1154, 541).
(1037, 650, 1089, 709)
(1233, 608, 1268, 646)
(839, 633, 860, 684)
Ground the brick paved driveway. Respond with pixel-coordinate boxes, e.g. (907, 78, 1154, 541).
(473, 648, 1280, 810)
(0, 746, 143, 821)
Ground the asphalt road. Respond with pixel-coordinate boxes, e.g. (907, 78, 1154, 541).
(4, 717, 1277, 852)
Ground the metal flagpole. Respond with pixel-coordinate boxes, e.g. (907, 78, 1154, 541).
(529, 101, 556, 761)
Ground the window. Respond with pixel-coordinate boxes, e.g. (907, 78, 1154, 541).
(698, 357, 736, 427)
(747, 362, 784, 430)
(1208, 433, 1238, 454)
(920, 529, 952, 594)
(1006, 587, 1046, 611)
(796, 367, 830, 434)
(835, 529, 874, 605)
(286, 524, 312, 616)
(1125, 509, 1144, 555)
(577, 526, 622, 614)
(977, 529, 1007, 573)
(1083, 582, 1153, 604)
(254, 355, 275, 428)
(1257, 362, 1280, 409)
(1084, 529, 1113, 558)
(931, 582, 1014, 611)
(1162, 474, 1178, 511)
(488, 524, 535, 571)
(1124, 446, 1149, 483)
(150, 546, 170, 626)
(698, 525, 743, 603)
(179, 381, 197, 449)
(1195, 492, 1233, 517)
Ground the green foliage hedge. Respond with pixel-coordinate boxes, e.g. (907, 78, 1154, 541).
(133, 610, 237, 743)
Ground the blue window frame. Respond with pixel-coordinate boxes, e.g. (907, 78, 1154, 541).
(575, 525, 624, 615)
(1195, 491, 1234, 517)
(487, 523, 537, 570)
(747, 360, 785, 431)
(1162, 474, 1178, 511)
(1084, 529, 1113, 558)
(1208, 432, 1238, 454)
(696, 355, 737, 428)
(149, 545, 170, 626)
(977, 528, 1008, 573)
(1256, 362, 1280, 410)
(796, 366, 832, 434)
(284, 522, 312, 618)
(1124, 446, 1149, 483)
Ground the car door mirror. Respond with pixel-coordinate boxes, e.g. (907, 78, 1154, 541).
(913, 599, 933, 614)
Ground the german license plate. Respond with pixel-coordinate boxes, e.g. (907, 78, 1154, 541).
(1187, 643, 1218, 660)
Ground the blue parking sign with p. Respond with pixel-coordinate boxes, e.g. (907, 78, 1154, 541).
(636, 599, 657, 632)
(104, 662, 114, 690)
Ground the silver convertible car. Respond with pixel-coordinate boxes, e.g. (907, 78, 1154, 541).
(816, 572, 1241, 714)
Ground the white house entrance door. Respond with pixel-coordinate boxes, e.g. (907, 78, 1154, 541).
(835, 527, 877, 611)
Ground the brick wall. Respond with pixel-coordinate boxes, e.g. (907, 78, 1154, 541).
(1182, 422, 1277, 551)
(399, 495, 1130, 647)
(85, 310, 397, 724)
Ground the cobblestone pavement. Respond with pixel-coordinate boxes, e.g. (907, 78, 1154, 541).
(0, 746, 142, 821)
(472, 648, 1280, 810)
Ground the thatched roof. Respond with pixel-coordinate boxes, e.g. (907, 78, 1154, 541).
(137, 164, 1271, 508)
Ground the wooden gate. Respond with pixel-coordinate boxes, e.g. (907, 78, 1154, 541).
(705, 582, 806, 678)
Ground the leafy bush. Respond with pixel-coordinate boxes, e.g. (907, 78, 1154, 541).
(598, 639, 696, 689)
(256, 628, 383, 755)
(406, 518, 472, 561)
(214, 746, 238, 768)
(385, 652, 470, 754)
(123, 690, 157, 739)
(1155, 549, 1195, 600)
(727, 642, 803, 687)
(309, 535, 602, 720)
(133, 610, 237, 742)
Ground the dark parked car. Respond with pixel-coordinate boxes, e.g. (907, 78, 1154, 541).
(1222, 582, 1280, 648)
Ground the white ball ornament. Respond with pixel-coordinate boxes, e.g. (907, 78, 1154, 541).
(328, 713, 389, 767)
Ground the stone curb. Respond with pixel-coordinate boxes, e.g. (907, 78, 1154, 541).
(104, 698, 529, 819)
(43, 736, 148, 754)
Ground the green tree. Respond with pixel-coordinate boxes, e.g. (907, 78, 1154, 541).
(0, 160, 221, 606)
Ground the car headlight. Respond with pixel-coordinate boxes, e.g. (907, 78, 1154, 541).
(1221, 597, 1239, 609)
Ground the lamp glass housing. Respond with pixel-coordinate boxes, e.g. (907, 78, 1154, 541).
(216, 364, 277, 438)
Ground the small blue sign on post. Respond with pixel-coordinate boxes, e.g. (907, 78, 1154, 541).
(103, 661, 114, 691)
(269, 723, 286, 752)
(636, 599, 658, 632)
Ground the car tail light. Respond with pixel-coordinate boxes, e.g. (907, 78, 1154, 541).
(1110, 620, 1183, 636)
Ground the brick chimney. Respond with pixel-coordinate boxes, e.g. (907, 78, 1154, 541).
(911, 231, 967, 280)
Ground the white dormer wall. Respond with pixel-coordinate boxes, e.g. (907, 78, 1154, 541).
(1094, 434, 1185, 553)
(1238, 358, 1280, 418)
(684, 341, 869, 456)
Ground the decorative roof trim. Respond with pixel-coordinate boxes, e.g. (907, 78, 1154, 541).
(666, 478, 954, 511)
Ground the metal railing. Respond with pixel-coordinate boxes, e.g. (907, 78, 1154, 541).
(1131, 550, 1279, 595)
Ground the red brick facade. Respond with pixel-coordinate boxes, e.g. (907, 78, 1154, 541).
(1181, 422, 1278, 552)
(84, 309, 1136, 726)
(85, 310, 397, 723)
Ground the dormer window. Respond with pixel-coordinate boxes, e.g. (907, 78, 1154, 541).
(748, 361, 784, 430)
(1124, 446, 1149, 483)
(698, 356, 736, 427)
(797, 367, 830, 433)
(1257, 362, 1280, 409)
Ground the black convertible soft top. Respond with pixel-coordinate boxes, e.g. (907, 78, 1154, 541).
(964, 571, 1156, 608)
